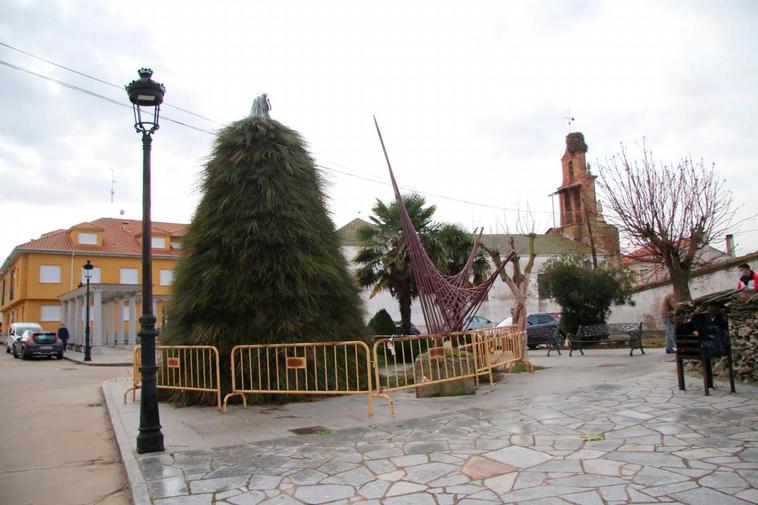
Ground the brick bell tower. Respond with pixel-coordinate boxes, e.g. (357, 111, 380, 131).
(550, 132, 620, 259)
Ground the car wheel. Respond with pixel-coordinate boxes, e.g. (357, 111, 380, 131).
(5, 345, 9, 354)
(527, 344, 537, 350)
(21, 349, 29, 360)
(57, 353, 64, 360)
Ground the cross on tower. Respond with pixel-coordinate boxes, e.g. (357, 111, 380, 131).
(564, 108, 575, 129)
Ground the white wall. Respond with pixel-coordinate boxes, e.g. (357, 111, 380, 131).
(609, 267, 738, 329)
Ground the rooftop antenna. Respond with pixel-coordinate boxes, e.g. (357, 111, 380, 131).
(564, 108, 575, 130)
(110, 168, 117, 204)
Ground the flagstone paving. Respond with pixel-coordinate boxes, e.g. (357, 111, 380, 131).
(136, 372, 758, 504)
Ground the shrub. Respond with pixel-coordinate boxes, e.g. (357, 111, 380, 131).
(368, 309, 397, 336)
(540, 256, 633, 336)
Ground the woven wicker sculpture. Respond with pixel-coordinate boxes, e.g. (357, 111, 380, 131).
(374, 117, 514, 333)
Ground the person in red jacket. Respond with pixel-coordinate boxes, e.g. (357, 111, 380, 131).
(737, 263, 758, 291)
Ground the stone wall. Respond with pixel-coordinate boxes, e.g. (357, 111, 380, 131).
(674, 289, 758, 383)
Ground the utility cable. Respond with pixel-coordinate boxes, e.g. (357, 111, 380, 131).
(0, 41, 223, 125)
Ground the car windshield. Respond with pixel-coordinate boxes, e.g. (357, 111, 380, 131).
(34, 332, 57, 344)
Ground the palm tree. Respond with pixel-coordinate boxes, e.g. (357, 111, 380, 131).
(435, 223, 490, 286)
(354, 194, 436, 335)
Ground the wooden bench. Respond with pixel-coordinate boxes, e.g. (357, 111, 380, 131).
(568, 322, 644, 356)
(675, 314, 735, 396)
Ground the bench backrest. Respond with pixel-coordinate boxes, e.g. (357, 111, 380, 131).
(576, 322, 642, 339)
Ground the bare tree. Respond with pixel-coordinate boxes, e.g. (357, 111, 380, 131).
(597, 143, 736, 301)
(481, 210, 537, 356)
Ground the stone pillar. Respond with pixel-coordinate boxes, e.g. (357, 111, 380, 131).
(128, 295, 137, 345)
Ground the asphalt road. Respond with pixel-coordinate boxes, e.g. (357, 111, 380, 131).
(0, 351, 132, 505)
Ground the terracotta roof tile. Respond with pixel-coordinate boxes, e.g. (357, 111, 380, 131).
(16, 217, 187, 257)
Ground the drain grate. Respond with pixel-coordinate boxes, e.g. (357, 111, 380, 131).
(87, 402, 103, 407)
(60, 368, 78, 371)
(289, 425, 331, 435)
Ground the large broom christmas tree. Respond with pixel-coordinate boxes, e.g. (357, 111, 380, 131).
(162, 96, 366, 404)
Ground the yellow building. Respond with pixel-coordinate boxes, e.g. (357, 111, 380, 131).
(0, 217, 185, 350)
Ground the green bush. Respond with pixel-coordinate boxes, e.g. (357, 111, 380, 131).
(540, 256, 633, 336)
(368, 309, 397, 336)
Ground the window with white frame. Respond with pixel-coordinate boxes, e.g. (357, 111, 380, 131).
(40, 305, 61, 321)
(40, 265, 62, 283)
(120, 268, 139, 284)
(78, 232, 98, 245)
(171, 240, 183, 249)
(81, 267, 102, 284)
(152, 236, 167, 249)
(159, 269, 174, 286)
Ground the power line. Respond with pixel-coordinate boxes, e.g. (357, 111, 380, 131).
(317, 163, 554, 215)
(0, 41, 223, 125)
(1, 50, 553, 217)
(0, 59, 217, 135)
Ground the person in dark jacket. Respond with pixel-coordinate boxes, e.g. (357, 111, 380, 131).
(57, 323, 70, 352)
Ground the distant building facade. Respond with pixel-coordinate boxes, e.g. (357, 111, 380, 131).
(0, 218, 185, 351)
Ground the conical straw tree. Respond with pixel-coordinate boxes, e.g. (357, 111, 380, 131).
(163, 97, 366, 404)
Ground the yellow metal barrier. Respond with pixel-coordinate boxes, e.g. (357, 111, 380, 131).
(223, 341, 374, 415)
(123, 346, 142, 404)
(372, 331, 483, 415)
(476, 325, 534, 376)
(123, 344, 222, 410)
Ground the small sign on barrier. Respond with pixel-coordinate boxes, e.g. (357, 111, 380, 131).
(428, 347, 446, 359)
(167, 357, 181, 368)
(286, 357, 307, 369)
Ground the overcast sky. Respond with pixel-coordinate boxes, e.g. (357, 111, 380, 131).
(1, 0, 757, 262)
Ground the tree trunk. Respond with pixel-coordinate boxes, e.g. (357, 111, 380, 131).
(668, 267, 692, 302)
(398, 287, 413, 335)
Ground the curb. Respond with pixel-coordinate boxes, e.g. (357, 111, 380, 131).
(102, 379, 152, 505)
(63, 355, 132, 367)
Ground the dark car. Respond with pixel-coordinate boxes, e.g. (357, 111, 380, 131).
(12, 330, 64, 360)
(393, 321, 421, 335)
(498, 312, 564, 349)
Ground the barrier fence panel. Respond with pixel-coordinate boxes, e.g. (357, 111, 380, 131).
(476, 326, 534, 376)
(372, 331, 483, 415)
(123, 345, 222, 410)
(223, 341, 373, 415)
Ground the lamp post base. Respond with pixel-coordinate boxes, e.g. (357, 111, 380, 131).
(136, 428, 164, 454)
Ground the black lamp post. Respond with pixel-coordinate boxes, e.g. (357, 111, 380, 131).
(82, 260, 93, 362)
(126, 68, 165, 454)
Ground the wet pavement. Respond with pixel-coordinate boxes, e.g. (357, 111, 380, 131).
(102, 349, 758, 504)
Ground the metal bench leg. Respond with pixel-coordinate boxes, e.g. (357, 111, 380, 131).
(702, 356, 711, 396)
(676, 355, 686, 391)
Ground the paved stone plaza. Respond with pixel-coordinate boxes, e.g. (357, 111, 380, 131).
(120, 366, 758, 505)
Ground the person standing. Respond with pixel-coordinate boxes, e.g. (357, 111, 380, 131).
(738, 263, 758, 291)
(57, 323, 70, 353)
(660, 291, 676, 354)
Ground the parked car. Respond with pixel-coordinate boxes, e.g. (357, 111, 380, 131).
(393, 321, 421, 335)
(6, 322, 43, 353)
(12, 330, 64, 360)
(497, 312, 565, 349)
(464, 315, 494, 330)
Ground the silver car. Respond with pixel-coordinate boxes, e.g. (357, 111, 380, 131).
(6, 322, 43, 353)
(12, 330, 64, 360)
(465, 315, 494, 330)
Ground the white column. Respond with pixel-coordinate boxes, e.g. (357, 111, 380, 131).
(72, 296, 81, 346)
(104, 301, 114, 346)
(128, 295, 137, 345)
(117, 300, 125, 345)
(93, 291, 103, 348)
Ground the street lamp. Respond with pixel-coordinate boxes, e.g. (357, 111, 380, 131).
(82, 260, 94, 362)
(126, 68, 165, 454)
